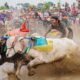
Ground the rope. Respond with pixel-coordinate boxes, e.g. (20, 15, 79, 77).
(22, 37, 32, 58)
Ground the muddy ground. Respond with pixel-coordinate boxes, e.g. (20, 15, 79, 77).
(0, 19, 80, 80)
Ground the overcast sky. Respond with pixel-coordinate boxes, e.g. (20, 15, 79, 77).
(0, 0, 77, 7)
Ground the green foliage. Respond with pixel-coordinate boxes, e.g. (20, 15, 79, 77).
(17, 3, 23, 6)
(37, 3, 43, 9)
(41, 2, 53, 12)
(0, 6, 9, 10)
(44, 3, 50, 10)
(47, 2, 53, 6)
(37, 2, 53, 12)
(17, 3, 30, 9)
(22, 3, 30, 8)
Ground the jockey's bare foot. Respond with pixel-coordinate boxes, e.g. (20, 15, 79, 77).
(28, 71, 35, 76)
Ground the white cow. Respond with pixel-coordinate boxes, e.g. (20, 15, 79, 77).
(6, 35, 79, 76)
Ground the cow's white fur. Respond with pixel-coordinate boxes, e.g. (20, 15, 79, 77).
(6, 36, 79, 67)
(6, 36, 24, 57)
(0, 62, 14, 80)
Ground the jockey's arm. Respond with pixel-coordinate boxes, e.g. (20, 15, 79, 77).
(64, 26, 69, 37)
(44, 28, 51, 37)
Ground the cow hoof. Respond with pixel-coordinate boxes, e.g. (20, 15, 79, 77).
(28, 71, 35, 76)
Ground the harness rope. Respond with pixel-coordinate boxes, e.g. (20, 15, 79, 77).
(21, 37, 32, 58)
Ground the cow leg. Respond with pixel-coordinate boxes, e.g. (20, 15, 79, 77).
(27, 58, 44, 76)
(15, 60, 23, 77)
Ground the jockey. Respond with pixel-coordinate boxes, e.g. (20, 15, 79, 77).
(45, 16, 69, 38)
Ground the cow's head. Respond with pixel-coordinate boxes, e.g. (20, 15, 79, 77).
(6, 36, 28, 58)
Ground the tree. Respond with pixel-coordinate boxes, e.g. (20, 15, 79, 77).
(0, 6, 9, 10)
(41, 2, 53, 12)
(44, 3, 50, 10)
(4, 2, 9, 9)
(37, 3, 43, 9)
(22, 3, 30, 8)
(17, 3, 23, 6)
(17, 3, 30, 9)
(47, 2, 53, 6)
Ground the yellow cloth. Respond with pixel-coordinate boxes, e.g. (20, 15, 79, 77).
(50, 31, 60, 36)
(34, 40, 53, 52)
